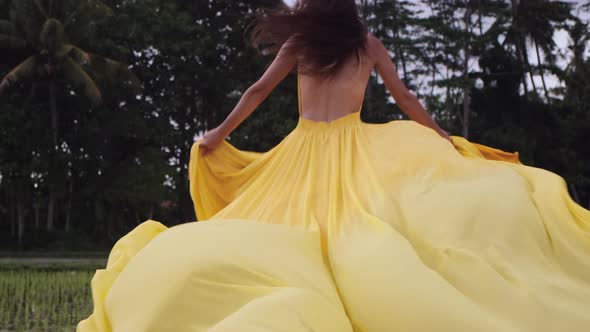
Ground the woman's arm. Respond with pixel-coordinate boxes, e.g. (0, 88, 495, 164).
(369, 34, 451, 142)
(199, 42, 297, 154)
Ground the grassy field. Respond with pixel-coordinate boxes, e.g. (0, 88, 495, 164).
(0, 259, 104, 332)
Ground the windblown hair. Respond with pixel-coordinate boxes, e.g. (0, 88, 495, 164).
(249, 0, 368, 78)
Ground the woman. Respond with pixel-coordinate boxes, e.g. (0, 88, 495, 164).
(198, 1, 452, 152)
(78, 1, 590, 331)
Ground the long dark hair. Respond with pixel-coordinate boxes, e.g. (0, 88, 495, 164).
(249, 0, 368, 78)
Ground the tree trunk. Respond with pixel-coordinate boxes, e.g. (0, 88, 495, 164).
(391, 10, 408, 84)
(445, 68, 453, 116)
(521, 39, 537, 95)
(47, 191, 55, 231)
(391, 11, 407, 83)
(534, 41, 550, 102)
(430, 59, 436, 100)
(462, 85, 471, 138)
(400, 47, 408, 84)
(510, 0, 530, 97)
(478, 0, 484, 35)
(462, 6, 473, 139)
(50, 82, 58, 147)
(359, 0, 369, 18)
(17, 199, 25, 248)
(519, 52, 529, 97)
(10, 199, 16, 238)
(34, 202, 40, 230)
(47, 81, 58, 231)
(65, 180, 73, 232)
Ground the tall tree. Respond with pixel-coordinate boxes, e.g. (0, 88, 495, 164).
(0, 0, 138, 233)
(506, 0, 573, 100)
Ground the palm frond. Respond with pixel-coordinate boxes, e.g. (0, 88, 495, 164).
(62, 56, 102, 104)
(8, 7, 16, 25)
(32, 0, 49, 19)
(48, 0, 66, 19)
(55, 43, 73, 58)
(65, 44, 91, 64)
(64, 0, 113, 42)
(0, 19, 16, 35)
(0, 55, 38, 93)
(11, 0, 47, 45)
(0, 33, 26, 49)
(86, 53, 141, 91)
(40, 18, 65, 55)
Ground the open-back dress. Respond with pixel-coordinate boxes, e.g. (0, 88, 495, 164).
(78, 73, 590, 332)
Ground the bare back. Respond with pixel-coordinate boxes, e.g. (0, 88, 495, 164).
(298, 49, 376, 123)
(212, 33, 448, 146)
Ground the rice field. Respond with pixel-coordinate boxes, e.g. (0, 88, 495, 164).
(0, 264, 98, 332)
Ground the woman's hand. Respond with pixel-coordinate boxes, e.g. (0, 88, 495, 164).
(199, 127, 228, 155)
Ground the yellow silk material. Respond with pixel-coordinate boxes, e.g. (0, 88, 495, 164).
(79, 93, 590, 332)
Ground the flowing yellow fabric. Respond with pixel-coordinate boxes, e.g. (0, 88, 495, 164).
(78, 76, 590, 332)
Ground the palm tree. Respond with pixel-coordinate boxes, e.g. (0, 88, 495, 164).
(507, 0, 573, 101)
(1, 0, 140, 143)
(563, 19, 590, 105)
(0, 0, 140, 231)
(562, 18, 590, 208)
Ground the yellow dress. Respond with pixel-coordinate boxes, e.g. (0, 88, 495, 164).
(78, 74, 590, 332)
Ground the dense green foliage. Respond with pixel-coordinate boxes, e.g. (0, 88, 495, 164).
(1, 0, 589, 250)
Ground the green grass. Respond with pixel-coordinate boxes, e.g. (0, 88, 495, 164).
(0, 264, 99, 332)
(0, 251, 108, 258)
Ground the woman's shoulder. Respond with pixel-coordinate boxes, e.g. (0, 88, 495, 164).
(366, 33, 388, 52)
(364, 33, 386, 61)
(365, 33, 384, 48)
